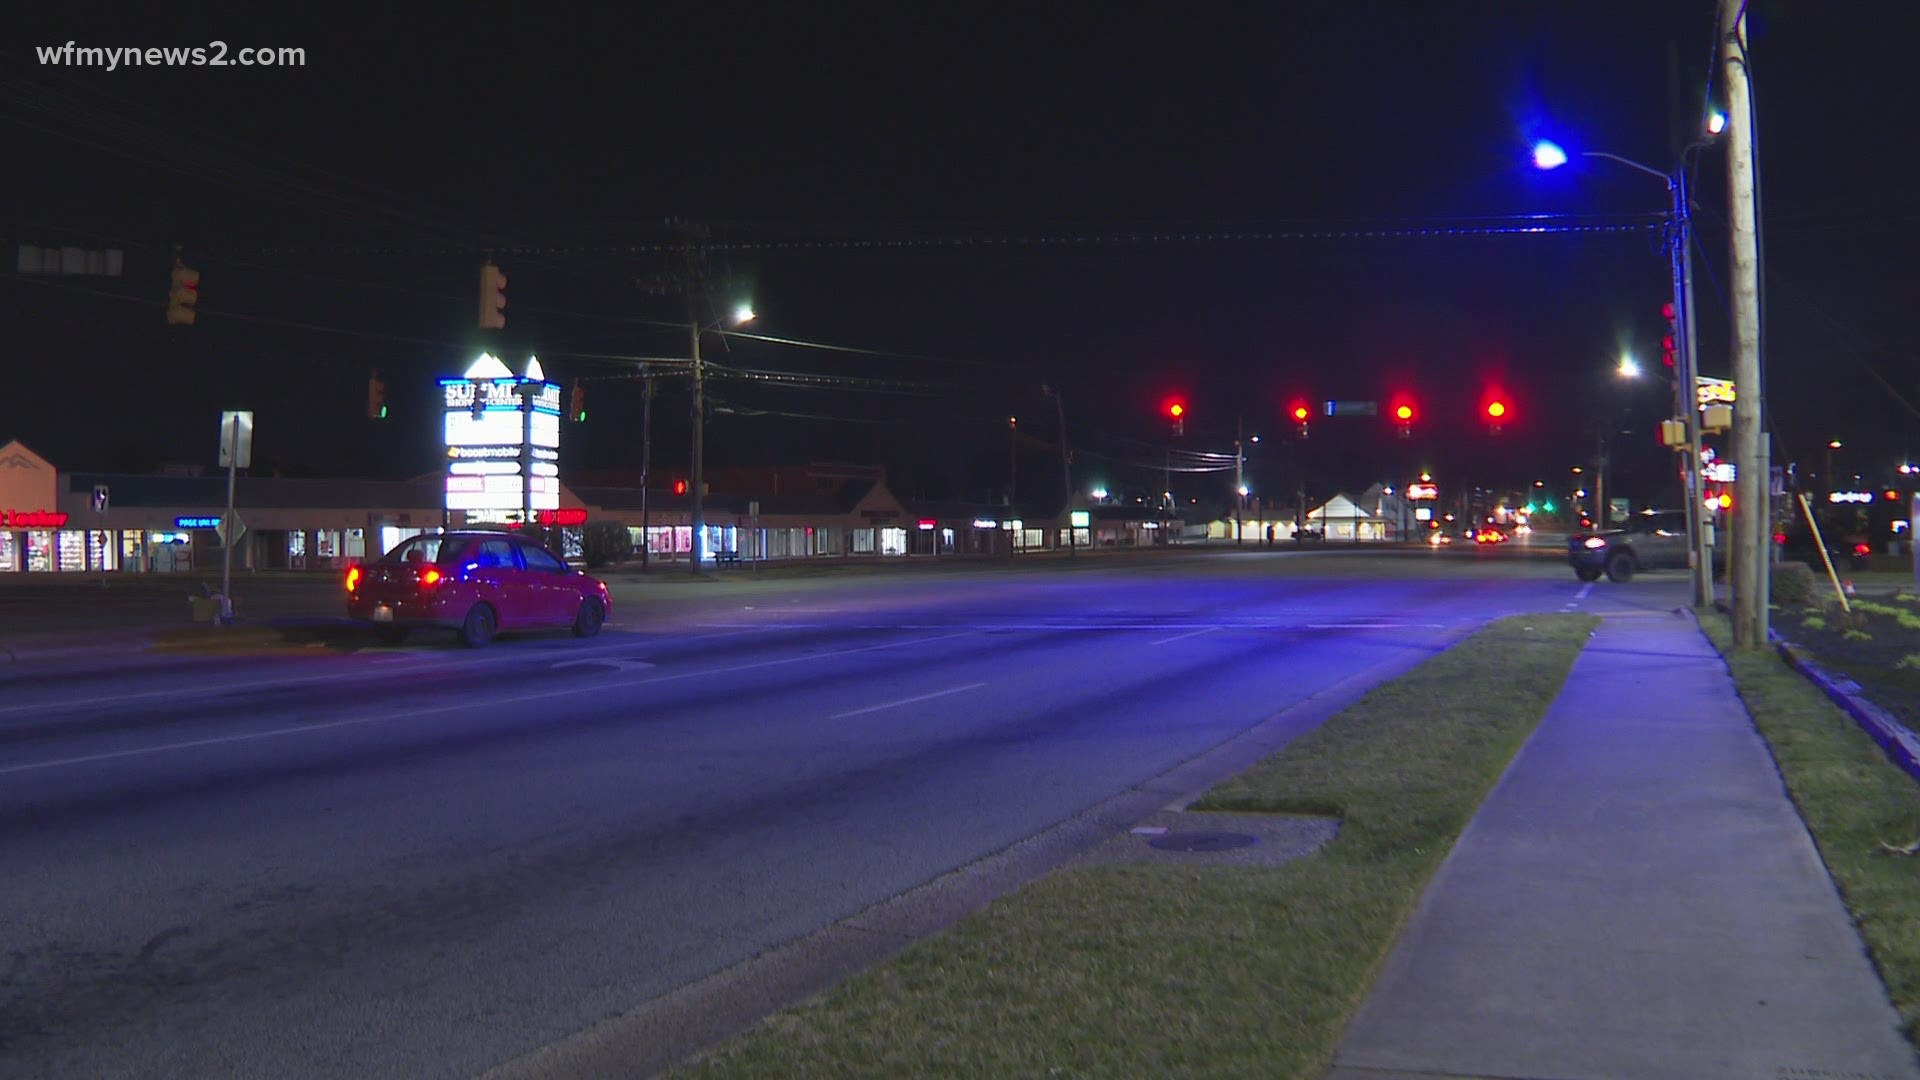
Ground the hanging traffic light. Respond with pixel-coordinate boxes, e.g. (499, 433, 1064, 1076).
(166, 262, 200, 325)
(673, 478, 688, 495)
(1484, 396, 1508, 434)
(478, 261, 507, 330)
(1166, 400, 1186, 437)
(367, 371, 387, 419)
(1391, 399, 1415, 439)
(569, 378, 587, 422)
(1290, 402, 1310, 439)
(1661, 301, 1678, 369)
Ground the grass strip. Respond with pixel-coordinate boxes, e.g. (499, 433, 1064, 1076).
(676, 614, 1597, 1078)
(1701, 613, 1920, 1042)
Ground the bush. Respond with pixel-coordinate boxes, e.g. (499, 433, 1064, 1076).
(1772, 562, 1816, 606)
(582, 520, 632, 569)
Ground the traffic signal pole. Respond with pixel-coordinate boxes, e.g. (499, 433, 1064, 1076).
(689, 299, 706, 574)
(1671, 168, 1713, 609)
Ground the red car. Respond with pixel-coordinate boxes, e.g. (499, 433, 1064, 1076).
(346, 530, 612, 647)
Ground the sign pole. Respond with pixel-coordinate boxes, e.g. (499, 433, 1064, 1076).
(219, 413, 238, 625)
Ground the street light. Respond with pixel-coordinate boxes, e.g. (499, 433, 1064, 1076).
(1533, 135, 1715, 609)
(1617, 353, 1643, 379)
(689, 300, 755, 571)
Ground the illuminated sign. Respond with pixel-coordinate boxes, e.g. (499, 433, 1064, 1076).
(441, 365, 563, 515)
(1696, 376, 1735, 408)
(1406, 483, 1439, 500)
(175, 516, 222, 529)
(1705, 463, 1736, 484)
(1070, 510, 1090, 528)
(2, 509, 69, 528)
(917, 519, 937, 530)
(971, 518, 998, 529)
(1324, 400, 1378, 419)
(1415, 507, 1433, 521)
(535, 508, 588, 527)
(1829, 491, 1874, 504)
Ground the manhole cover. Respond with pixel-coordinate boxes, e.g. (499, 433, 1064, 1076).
(1147, 831, 1259, 853)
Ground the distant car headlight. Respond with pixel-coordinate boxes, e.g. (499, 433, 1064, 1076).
(1583, 536, 1608, 549)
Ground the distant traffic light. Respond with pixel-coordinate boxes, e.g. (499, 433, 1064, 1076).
(673, 478, 688, 495)
(1661, 301, 1678, 369)
(569, 378, 586, 422)
(1166, 400, 1186, 437)
(1391, 400, 1415, 438)
(478, 261, 507, 330)
(1290, 402, 1310, 439)
(1484, 396, 1508, 434)
(166, 261, 200, 325)
(367, 371, 387, 419)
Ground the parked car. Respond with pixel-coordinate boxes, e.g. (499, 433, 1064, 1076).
(346, 530, 612, 647)
(1567, 510, 1690, 583)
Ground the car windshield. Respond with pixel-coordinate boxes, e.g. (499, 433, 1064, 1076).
(380, 535, 470, 566)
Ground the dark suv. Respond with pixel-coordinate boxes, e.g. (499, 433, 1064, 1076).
(1568, 510, 1691, 583)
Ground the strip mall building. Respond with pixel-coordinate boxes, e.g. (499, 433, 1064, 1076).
(0, 440, 1105, 573)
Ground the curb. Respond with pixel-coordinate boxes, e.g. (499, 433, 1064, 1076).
(1771, 630, 1920, 788)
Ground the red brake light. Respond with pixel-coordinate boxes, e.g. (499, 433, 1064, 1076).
(1854, 543, 1871, 557)
(420, 567, 443, 588)
(345, 566, 361, 592)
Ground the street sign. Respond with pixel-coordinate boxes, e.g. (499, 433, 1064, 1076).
(1696, 377, 1735, 409)
(92, 484, 109, 513)
(215, 514, 247, 547)
(1324, 400, 1378, 419)
(1608, 498, 1629, 525)
(1771, 466, 1787, 497)
(218, 411, 255, 469)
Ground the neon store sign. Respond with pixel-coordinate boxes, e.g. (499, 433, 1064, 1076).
(2, 509, 69, 528)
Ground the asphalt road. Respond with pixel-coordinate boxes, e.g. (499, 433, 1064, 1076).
(0, 546, 1672, 1077)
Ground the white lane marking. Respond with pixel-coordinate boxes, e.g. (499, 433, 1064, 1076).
(551, 658, 657, 673)
(0, 631, 978, 776)
(1306, 622, 1446, 630)
(1148, 627, 1219, 646)
(0, 632, 707, 719)
(828, 682, 987, 719)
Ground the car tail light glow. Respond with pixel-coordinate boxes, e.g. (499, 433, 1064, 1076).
(420, 567, 443, 588)
(1854, 543, 1871, 557)
(345, 565, 361, 592)
(1584, 536, 1608, 549)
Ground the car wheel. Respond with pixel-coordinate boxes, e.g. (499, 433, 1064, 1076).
(1604, 551, 1635, 583)
(1575, 566, 1602, 582)
(460, 604, 496, 648)
(374, 626, 409, 645)
(572, 598, 604, 638)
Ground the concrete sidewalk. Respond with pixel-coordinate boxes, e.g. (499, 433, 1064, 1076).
(1329, 609, 1920, 1080)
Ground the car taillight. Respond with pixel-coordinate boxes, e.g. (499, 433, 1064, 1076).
(345, 565, 361, 592)
(420, 567, 443, 588)
(1854, 543, 1871, 557)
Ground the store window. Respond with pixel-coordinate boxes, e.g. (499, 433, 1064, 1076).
(0, 532, 14, 572)
(57, 531, 85, 571)
(345, 528, 366, 559)
(879, 527, 907, 556)
(27, 531, 53, 572)
(852, 528, 875, 554)
(87, 531, 118, 571)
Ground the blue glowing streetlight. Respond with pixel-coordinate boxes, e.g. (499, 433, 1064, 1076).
(1531, 140, 1569, 170)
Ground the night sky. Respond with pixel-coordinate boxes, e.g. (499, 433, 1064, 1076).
(4, 2, 1915, 511)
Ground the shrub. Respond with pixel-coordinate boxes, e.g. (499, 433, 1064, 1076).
(1771, 561, 1816, 606)
(1897, 655, 1920, 671)
(582, 520, 632, 569)
(1803, 616, 1828, 631)
(1843, 628, 1874, 642)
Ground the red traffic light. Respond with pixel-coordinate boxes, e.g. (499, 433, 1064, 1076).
(1486, 401, 1507, 419)
(1394, 403, 1414, 421)
(1168, 403, 1184, 418)
(1661, 301, 1675, 321)
(673, 479, 688, 495)
(1291, 404, 1309, 422)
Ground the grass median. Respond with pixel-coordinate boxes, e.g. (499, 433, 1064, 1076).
(676, 614, 1597, 1078)
(1701, 613, 1920, 1041)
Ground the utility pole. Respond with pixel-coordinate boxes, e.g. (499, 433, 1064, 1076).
(689, 296, 706, 573)
(1008, 415, 1018, 510)
(1678, 173, 1713, 608)
(1593, 432, 1607, 532)
(1044, 385, 1074, 556)
(639, 363, 653, 572)
(1235, 415, 1251, 545)
(1722, 0, 1767, 646)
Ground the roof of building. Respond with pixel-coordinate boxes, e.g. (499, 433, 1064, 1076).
(66, 472, 444, 509)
